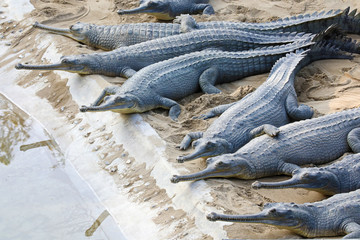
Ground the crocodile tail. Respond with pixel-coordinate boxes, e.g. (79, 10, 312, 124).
(300, 41, 353, 67)
(311, 24, 342, 43)
(267, 50, 309, 77)
(312, 24, 360, 54)
(258, 8, 342, 32)
(323, 35, 360, 54)
(267, 41, 351, 79)
(339, 7, 360, 34)
(273, 42, 352, 79)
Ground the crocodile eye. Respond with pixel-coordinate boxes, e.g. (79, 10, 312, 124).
(61, 58, 70, 64)
(206, 141, 216, 149)
(192, 140, 199, 148)
(269, 208, 277, 214)
(104, 96, 112, 102)
(215, 161, 226, 167)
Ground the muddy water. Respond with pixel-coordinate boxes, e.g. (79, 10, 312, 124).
(0, 94, 126, 240)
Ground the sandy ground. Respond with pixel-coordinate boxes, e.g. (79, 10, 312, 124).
(1, 0, 360, 239)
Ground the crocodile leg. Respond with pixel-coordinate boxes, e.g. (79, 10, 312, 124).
(192, 4, 215, 15)
(194, 102, 237, 120)
(277, 162, 301, 175)
(343, 222, 360, 239)
(90, 86, 119, 106)
(80, 86, 119, 112)
(249, 124, 280, 138)
(199, 67, 221, 94)
(173, 14, 198, 33)
(285, 93, 314, 120)
(122, 68, 137, 79)
(179, 132, 204, 150)
(158, 97, 181, 121)
(347, 128, 360, 153)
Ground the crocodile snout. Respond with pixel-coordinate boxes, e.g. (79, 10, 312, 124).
(176, 156, 185, 163)
(252, 181, 262, 189)
(207, 212, 219, 221)
(170, 175, 180, 183)
(15, 63, 24, 69)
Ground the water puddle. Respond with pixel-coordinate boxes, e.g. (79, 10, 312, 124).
(0, 93, 126, 240)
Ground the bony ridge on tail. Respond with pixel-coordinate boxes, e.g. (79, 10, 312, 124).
(78, 40, 320, 121)
(15, 28, 318, 78)
(175, 38, 354, 163)
(171, 107, 360, 183)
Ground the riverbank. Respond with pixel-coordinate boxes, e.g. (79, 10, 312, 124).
(1, 0, 360, 239)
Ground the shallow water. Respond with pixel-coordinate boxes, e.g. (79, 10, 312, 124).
(0, 94, 126, 240)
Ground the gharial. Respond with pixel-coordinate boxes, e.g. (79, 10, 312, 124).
(177, 7, 360, 34)
(171, 107, 360, 183)
(117, 0, 214, 20)
(78, 40, 319, 121)
(175, 41, 354, 163)
(252, 153, 360, 196)
(32, 8, 360, 51)
(207, 189, 360, 239)
(15, 28, 315, 78)
(32, 21, 185, 51)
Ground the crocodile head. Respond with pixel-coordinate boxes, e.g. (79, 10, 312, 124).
(118, 0, 173, 20)
(252, 168, 340, 195)
(177, 138, 233, 163)
(207, 202, 315, 237)
(33, 22, 91, 44)
(171, 154, 255, 183)
(16, 54, 121, 76)
(80, 94, 143, 113)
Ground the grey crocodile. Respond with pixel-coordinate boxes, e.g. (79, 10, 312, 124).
(15, 28, 315, 78)
(171, 107, 360, 183)
(178, 7, 360, 34)
(175, 43, 353, 163)
(31, 8, 359, 51)
(78, 40, 319, 120)
(252, 153, 360, 195)
(117, 0, 214, 20)
(207, 189, 360, 238)
(32, 21, 183, 51)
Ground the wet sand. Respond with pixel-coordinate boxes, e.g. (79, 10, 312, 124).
(1, 0, 360, 239)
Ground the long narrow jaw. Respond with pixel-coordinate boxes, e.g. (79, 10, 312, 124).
(252, 176, 304, 190)
(171, 168, 222, 183)
(207, 209, 303, 231)
(33, 22, 74, 38)
(15, 62, 84, 72)
(207, 211, 275, 224)
(80, 102, 135, 113)
(117, 5, 150, 15)
(176, 148, 210, 163)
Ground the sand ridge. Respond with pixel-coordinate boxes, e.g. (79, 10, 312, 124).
(1, 0, 360, 238)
